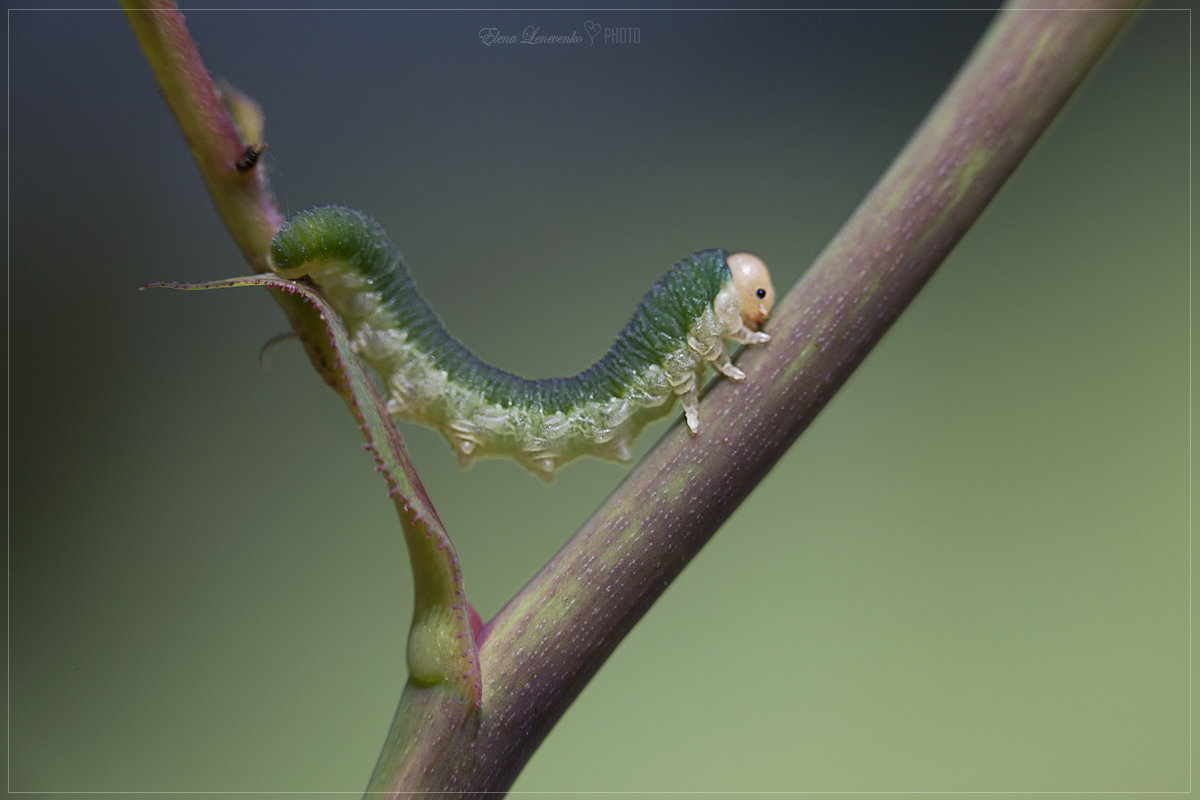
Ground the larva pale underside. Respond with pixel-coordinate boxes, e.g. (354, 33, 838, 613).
(270, 206, 775, 480)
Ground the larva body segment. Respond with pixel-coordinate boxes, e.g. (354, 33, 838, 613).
(270, 206, 773, 480)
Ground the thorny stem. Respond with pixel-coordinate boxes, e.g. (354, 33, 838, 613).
(366, 1, 1141, 796)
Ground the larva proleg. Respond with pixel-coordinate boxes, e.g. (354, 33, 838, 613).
(269, 206, 775, 480)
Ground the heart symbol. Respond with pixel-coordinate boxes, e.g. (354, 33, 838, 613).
(584, 20, 601, 43)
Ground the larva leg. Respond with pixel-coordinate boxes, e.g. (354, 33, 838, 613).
(690, 334, 745, 382)
(680, 385, 700, 433)
(731, 324, 771, 345)
(454, 438, 477, 468)
(526, 451, 558, 483)
(446, 421, 480, 468)
(668, 369, 701, 433)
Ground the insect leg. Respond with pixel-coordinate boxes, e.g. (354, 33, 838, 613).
(668, 369, 701, 433)
(688, 335, 745, 382)
(731, 325, 771, 345)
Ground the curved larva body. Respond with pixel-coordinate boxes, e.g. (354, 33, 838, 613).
(270, 206, 773, 480)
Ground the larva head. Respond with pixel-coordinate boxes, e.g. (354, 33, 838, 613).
(727, 252, 775, 329)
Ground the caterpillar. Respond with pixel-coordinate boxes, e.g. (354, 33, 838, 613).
(270, 206, 775, 480)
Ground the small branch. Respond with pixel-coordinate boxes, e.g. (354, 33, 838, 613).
(121, 0, 281, 267)
(121, 0, 345, 391)
(368, 2, 1142, 794)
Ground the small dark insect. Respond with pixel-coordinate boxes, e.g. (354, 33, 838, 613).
(234, 143, 267, 172)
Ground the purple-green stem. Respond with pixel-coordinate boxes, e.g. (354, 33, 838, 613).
(121, 0, 348, 394)
(366, 2, 1140, 795)
(123, 1, 1140, 795)
(122, 0, 280, 264)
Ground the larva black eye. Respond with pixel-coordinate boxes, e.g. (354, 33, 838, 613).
(756, 288, 766, 299)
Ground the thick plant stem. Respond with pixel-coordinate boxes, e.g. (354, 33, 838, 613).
(368, 2, 1141, 795)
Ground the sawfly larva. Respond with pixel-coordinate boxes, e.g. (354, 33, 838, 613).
(270, 206, 774, 480)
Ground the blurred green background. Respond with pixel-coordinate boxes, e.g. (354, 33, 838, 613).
(8, 3, 1190, 796)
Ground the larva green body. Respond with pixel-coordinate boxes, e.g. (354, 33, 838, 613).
(270, 206, 773, 480)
